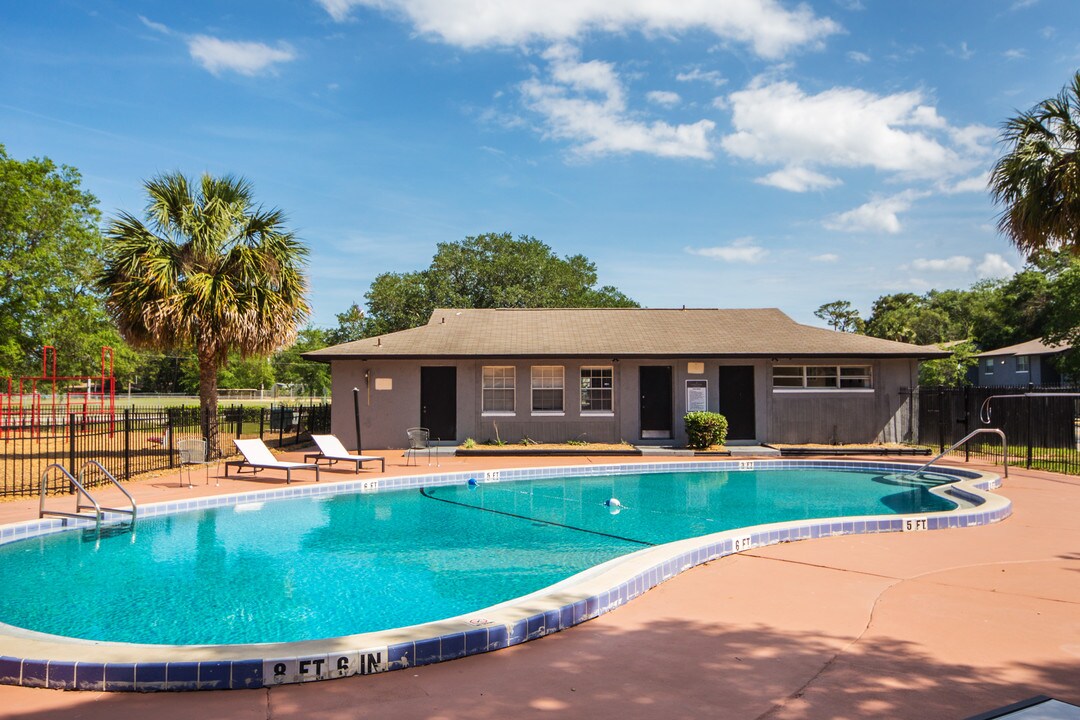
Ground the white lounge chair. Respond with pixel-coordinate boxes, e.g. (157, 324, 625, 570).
(304, 435, 385, 473)
(225, 438, 320, 484)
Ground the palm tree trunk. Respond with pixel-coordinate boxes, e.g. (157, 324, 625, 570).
(198, 350, 221, 459)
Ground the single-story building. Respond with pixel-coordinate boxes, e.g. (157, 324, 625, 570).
(304, 308, 946, 448)
(975, 337, 1073, 387)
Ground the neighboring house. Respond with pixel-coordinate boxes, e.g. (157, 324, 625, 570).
(975, 338, 1073, 387)
(304, 308, 946, 448)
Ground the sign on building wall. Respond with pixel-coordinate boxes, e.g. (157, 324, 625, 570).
(686, 379, 708, 412)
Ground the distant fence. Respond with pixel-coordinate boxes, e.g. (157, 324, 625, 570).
(0, 402, 330, 498)
(917, 386, 1080, 475)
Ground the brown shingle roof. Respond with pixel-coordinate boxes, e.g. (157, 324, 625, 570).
(977, 337, 1072, 357)
(305, 308, 945, 360)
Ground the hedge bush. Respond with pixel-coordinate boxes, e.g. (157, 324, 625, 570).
(684, 411, 728, 449)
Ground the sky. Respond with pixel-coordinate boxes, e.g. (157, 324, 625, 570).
(3, 0, 1079, 329)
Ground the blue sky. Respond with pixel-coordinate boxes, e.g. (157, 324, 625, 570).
(3, 0, 1079, 329)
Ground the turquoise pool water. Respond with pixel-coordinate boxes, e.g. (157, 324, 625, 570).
(0, 468, 954, 646)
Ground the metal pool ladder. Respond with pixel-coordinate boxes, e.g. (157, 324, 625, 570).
(39, 461, 138, 528)
(907, 428, 1009, 480)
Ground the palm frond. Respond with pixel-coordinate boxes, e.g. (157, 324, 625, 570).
(990, 71, 1080, 256)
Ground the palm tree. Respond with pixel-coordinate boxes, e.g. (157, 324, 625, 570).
(98, 173, 309, 455)
(990, 70, 1080, 257)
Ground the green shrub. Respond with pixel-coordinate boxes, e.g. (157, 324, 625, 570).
(684, 411, 728, 450)
(462, 437, 476, 449)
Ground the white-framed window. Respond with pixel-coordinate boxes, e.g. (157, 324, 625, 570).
(482, 366, 516, 414)
(531, 366, 564, 413)
(1016, 355, 1030, 373)
(772, 365, 873, 390)
(580, 366, 613, 413)
(983, 358, 995, 375)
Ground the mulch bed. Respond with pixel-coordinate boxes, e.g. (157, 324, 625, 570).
(766, 444, 931, 457)
(457, 443, 641, 457)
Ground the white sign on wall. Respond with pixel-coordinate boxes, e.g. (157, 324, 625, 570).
(686, 379, 708, 413)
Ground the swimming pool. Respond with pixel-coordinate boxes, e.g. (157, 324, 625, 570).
(0, 460, 1009, 691)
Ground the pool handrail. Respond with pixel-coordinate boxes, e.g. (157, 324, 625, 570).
(908, 428, 1008, 479)
(39, 463, 103, 525)
(79, 460, 137, 523)
(38, 461, 138, 528)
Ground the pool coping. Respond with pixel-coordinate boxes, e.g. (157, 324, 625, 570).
(0, 459, 1009, 692)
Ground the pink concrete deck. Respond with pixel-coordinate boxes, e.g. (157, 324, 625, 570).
(0, 450, 1077, 719)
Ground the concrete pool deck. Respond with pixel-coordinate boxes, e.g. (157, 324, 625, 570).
(0, 450, 1076, 719)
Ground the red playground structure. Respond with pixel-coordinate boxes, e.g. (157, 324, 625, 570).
(1, 346, 116, 438)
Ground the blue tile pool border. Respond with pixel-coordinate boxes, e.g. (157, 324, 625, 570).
(0, 459, 1010, 692)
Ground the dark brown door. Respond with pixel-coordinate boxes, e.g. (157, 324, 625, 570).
(639, 366, 673, 439)
(420, 367, 456, 442)
(718, 365, 756, 440)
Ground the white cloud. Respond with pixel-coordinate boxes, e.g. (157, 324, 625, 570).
(1003, 48, 1027, 60)
(188, 36, 297, 76)
(685, 237, 767, 263)
(318, 0, 358, 22)
(949, 41, 974, 60)
(676, 68, 727, 87)
(939, 171, 988, 194)
(138, 15, 172, 35)
(646, 90, 681, 107)
(521, 44, 714, 160)
(811, 253, 839, 262)
(910, 256, 973, 272)
(824, 190, 928, 234)
(977, 253, 1016, 278)
(755, 165, 841, 192)
(317, 0, 841, 58)
(1011, 0, 1039, 9)
(847, 50, 871, 63)
(948, 124, 996, 155)
(721, 79, 991, 182)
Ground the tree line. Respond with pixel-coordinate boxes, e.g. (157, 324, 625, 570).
(0, 142, 634, 401)
(3, 67, 1080, 413)
(815, 250, 1080, 385)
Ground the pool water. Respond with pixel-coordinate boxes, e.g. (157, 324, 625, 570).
(0, 468, 954, 646)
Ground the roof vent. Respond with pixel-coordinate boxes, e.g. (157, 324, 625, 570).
(441, 317, 446, 324)
(376, 338, 381, 347)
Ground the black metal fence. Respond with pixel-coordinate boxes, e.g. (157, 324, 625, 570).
(917, 386, 1080, 475)
(0, 402, 330, 498)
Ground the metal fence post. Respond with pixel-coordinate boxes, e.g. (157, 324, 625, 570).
(124, 408, 131, 481)
(166, 408, 175, 469)
(937, 389, 945, 453)
(68, 413, 76, 489)
(258, 406, 265, 441)
(236, 405, 244, 439)
(963, 386, 970, 462)
(1026, 394, 1033, 469)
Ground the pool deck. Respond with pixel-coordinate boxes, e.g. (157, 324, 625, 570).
(0, 449, 1076, 719)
